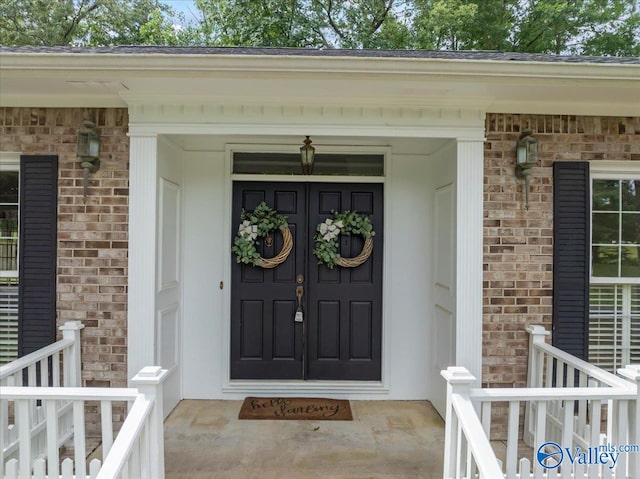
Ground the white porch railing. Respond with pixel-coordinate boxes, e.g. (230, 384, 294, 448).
(1, 366, 167, 479)
(443, 325, 640, 479)
(0, 321, 167, 479)
(1, 321, 84, 477)
(0, 321, 84, 388)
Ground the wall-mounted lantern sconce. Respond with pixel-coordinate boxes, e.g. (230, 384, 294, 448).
(515, 131, 539, 210)
(300, 136, 315, 175)
(76, 118, 101, 204)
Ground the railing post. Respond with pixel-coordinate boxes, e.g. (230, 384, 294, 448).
(524, 325, 550, 446)
(59, 321, 84, 387)
(441, 366, 476, 479)
(526, 325, 550, 388)
(131, 366, 168, 479)
(618, 364, 640, 478)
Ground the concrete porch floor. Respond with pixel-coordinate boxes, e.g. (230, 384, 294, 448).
(164, 400, 446, 479)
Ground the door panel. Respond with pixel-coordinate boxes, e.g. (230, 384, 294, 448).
(230, 183, 306, 379)
(306, 183, 383, 380)
(230, 181, 383, 381)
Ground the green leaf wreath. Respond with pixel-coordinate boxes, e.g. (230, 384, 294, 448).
(232, 201, 290, 266)
(313, 210, 375, 269)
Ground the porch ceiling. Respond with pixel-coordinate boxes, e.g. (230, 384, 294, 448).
(1, 50, 638, 116)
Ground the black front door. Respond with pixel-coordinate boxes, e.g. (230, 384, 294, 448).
(230, 182, 383, 381)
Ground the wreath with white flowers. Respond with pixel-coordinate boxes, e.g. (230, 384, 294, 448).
(232, 202, 292, 268)
(313, 210, 375, 269)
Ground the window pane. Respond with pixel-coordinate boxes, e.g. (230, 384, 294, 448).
(622, 213, 640, 245)
(0, 205, 18, 272)
(592, 212, 619, 244)
(0, 172, 19, 204)
(621, 246, 640, 277)
(0, 206, 18, 238)
(593, 179, 619, 211)
(592, 246, 619, 277)
(622, 180, 640, 212)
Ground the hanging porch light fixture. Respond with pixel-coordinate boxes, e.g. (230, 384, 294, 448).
(300, 136, 315, 175)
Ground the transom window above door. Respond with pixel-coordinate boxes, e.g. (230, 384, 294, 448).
(233, 153, 384, 176)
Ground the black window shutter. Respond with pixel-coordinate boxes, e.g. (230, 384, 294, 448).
(552, 161, 590, 360)
(18, 155, 58, 356)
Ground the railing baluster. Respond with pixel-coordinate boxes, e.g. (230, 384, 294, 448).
(27, 363, 36, 386)
(588, 400, 601, 479)
(561, 399, 574, 479)
(481, 401, 491, 436)
(534, 401, 547, 479)
(455, 421, 462, 479)
(617, 400, 629, 474)
(567, 366, 575, 387)
(131, 437, 141, 479)
(545, 353, 553, 387)
(46, 398, 60, 477)
(141, 420, 151, 478)
(41, 358, 49, 387)
(101, 399, 114, 457)
(506, 400, 519, 479)
(16, 398, 32, 479)
(0, 380, 7, 479)
(52, 351, 60, 386)
(578, 371, 588, 437)
(73, 400, 87, 478)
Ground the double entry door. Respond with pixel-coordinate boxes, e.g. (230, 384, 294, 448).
(230, 181, 383, 381)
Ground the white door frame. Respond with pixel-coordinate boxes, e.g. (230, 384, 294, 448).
(221, 144, 390, 395)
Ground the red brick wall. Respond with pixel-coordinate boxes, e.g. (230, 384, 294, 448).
(483, 114, 640, 391)
(0, 107, 129, 388)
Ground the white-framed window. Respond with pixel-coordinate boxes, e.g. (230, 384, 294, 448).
(0, 154, 19, 364)
(589, 162, 640, 372)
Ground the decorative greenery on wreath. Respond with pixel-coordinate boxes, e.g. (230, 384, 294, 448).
(232, 202, 293, 268)
(313, 210, 375, 269)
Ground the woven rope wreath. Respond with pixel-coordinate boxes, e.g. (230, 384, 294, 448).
(232, 202, 292, 268)
(313, 210, 375, 269)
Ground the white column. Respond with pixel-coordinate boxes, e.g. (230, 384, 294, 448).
(128, 134, 159, 384)
(455, 138, 484, 386)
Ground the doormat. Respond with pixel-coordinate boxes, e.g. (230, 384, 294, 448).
(239, 397, 352, 420)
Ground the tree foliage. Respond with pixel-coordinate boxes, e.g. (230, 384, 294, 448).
(1, 0, 638, 56)
(192, 0, 640, 55)
(0, 0, 183, 46)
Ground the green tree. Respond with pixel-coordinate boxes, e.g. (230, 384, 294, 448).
(2, 0, 638, 55)
(412, 0, 480, 50)
(194, 0, 406, 48)
(0, 0, 180, 46)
